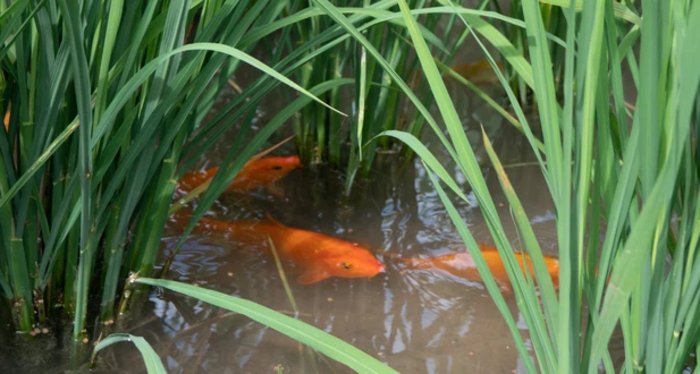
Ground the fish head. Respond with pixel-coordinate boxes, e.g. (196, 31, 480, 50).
(250, 156, 302, 178)
(320, 245, 385, 280)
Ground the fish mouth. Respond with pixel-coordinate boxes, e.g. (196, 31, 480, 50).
(377, 264, 386, 273)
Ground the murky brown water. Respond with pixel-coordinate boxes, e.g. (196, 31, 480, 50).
(0, 64, 562, 374)
(99, 77, 559, 374)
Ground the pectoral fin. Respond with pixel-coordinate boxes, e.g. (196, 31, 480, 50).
(297, 271, 331, 285)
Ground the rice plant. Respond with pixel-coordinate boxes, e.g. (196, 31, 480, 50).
(274, 0, 490, 192)
(284, 0, 578, 187)
(5, 0, 698, 372)
(319, 0, 700, 372)
(0, 0, 329, 342)
(0, 0, 407, 372)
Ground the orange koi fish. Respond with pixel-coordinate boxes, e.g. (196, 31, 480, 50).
(176, 155, 301, 195)
(171, 211, 386, 285)
(410, 60, 504, 87)
(391, 243, 559, 292)
(3, 107, 9, 131)
(447, 60, 504, 85)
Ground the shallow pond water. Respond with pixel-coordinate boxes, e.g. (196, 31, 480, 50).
(0, 69, 562, 374)
(101, 78, 561, 374)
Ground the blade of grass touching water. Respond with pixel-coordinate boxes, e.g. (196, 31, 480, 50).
(373, 130, 467, 202)
(421, 164, 538, 373)
(135, 278, 399, 374)
(268, 236, 298, 313)
(480, 127, 559, 335)
(93, 333, 167, 374)
(393, 0, 560, 371)
(357, 46, 367, 161)
(58, 0, 96, 340)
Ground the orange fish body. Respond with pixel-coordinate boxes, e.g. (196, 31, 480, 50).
(172, 211, 385, 285)
(3, 107, 9, 131)
(400, 243, 559, 292)
(176, 156, 301, 195)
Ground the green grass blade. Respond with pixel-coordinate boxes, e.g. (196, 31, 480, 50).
(94, 333, 167, 374)
(0, 120, 78, 210)
(135, 278, 399, 374)
(481, 127, 559, 334)
(58, 0, 95, 339)
(311, 0, 460, 162)
(430, 3, 551, 187)
(357, 46, 367, 161)
(92, 42, 345, 147)
(422, 165, 538, 372)
(587, 0, 700, 359)
(373, 130, 467, 202)
(540, 0, 641, 25)
(0, 0, 29, 24)
(396, 1, 563, 371)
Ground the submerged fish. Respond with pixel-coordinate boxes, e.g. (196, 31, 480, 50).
(410, 60, 504, 87)
(176, 155, 301, 195)
(447, 60, 504, 85)
(392, 243, 559, 292)
(171, 211, 386, 285)
(3, 108, 9, 131)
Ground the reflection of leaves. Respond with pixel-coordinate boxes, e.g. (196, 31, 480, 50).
(212, 312, 243, 335)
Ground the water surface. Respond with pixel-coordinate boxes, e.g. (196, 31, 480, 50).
(0, 64, 560, 374)
(109, 80, 559, 374)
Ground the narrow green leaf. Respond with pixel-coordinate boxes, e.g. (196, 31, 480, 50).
(539, 0, 641, 25)
(135, 278, 398, 374)
(95, 333, 167, 374)
(373, 130, 467, 202)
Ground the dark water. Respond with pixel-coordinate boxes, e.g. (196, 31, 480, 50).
(0, 70, 561, 374)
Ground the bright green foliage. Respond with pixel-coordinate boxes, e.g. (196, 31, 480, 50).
(274, 0, 465, 187)
(93, 333, 167, 374)
(0, 1, 400, 372)
(3, 0, 700, 373)
(0, 0, 342, 340)
(346, 0, 700, 372)
(135, 278, 398, 374)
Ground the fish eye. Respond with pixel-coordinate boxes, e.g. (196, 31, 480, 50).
(272, 165, 283, 170)
(341, 262, 352, 270)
